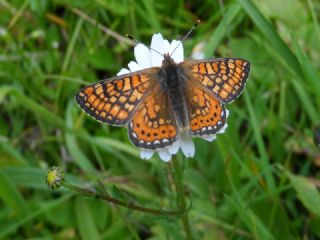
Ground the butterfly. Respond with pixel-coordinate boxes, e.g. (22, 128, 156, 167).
(75, 48, 250, 151)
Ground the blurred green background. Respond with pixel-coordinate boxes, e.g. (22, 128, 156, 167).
(1, 0, 320, 239)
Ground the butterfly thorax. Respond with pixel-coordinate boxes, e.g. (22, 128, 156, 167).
(158, 54, 189, 130)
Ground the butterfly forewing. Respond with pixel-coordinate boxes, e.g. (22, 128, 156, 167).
(75, 68, 159, 126)
(181, 58, 250, 104)
(128, 86, 178, 150)
(186, 83, 227, 136)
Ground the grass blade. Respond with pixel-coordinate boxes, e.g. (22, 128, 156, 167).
(75, 198, 100, 240)
(244, 92, 276, 193)
(204, 3, 242, 57)
(0, 171, 29, 219)
(238, 0, 300, 70)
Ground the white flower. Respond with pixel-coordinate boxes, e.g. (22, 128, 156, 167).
(118, 33, 228, 162)
(191, 41, 206, 60)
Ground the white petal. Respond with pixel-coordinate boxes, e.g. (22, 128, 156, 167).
(225, 108, 230, 119)
(158, 149, 172, 162)
(134, 44, 152, 68)
(162, 39, 170, 53)
(191, 41, 205, 60)
(128, 61, 142, 71)
(192, 51, 204, 60)
(180, 135, 195, 158)
(150, 34, 165, 49)
(167, 140, 180, 154)
(140, 149, 154, 160)
(150, 33, 170, 55)
(150, 33, 169, 67)
(218, 123, 228, 134)
(117, 68, 130, 76)
(202, 135, 216, 142)
(169, 40, 184, 63)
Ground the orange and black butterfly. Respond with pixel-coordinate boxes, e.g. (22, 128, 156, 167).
(75, 35, 250, 150)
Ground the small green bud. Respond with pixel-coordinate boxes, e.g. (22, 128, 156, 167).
(46, 166, 64, 190)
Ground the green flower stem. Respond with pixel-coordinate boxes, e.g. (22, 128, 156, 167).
(61, 180, 180, 216)
(171, 155, 193, 240)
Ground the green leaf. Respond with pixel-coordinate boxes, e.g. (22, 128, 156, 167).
(44, 199, 77, 227)
(95, 0, 129, 15)
(0, 86, 66, 129)
(0, 140, 27, 166)
(244, 92, 276, 193)
(140, 0, 161, 31)
(238, 0, 318, 123)
(291, 34, 320, 103)
(225, 194, 276, 240)
(238, 0, 300, 69)
(0, 167, 47, 190)
(226, 173, 276, 240)
(287, 172, 320, 217)
(184, 169, 209, 197)
(88, 48, 118, 71)
(0, 171, 29, 219)
(0, 86, 12, 103)
(65, 101, 96, 173)
(204, 3, 243, 57)
(87, 200, 109, 231)
(0, 193, 74, 238)
(75, 197, 100, 240)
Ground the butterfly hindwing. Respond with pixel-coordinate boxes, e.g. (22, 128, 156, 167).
(186, 83, 227, 136)
(181, 58, 250, 104)
(75, 68, 159, 126)
(128, 86, 178, 150)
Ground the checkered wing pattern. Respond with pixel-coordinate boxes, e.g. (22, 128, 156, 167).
(181, 58, 250, 103)
(186, 83, 227, 136)
(128, 85, 178, 149)
(75, 68, 159, 126)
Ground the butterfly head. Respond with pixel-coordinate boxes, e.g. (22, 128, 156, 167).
(162, 53, 176, 66)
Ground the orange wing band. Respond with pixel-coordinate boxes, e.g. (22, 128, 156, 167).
(188, 58, 250, 103)
(75, 73, 152, 125)
(128, 91, 177, 150)
(187, 85, 227, 136)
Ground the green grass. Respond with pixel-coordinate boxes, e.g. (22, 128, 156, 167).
(1, 0, 320, 239)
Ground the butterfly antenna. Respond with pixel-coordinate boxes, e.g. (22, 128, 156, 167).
(126, 34, 164, 57)
(170, 19, 200, 57)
